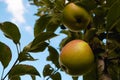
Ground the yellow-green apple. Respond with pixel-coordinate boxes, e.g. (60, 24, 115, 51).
(62, 3, 91, 32)
(59, 40, 94, 76)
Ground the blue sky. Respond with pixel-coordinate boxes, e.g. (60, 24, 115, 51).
(0, 0, 83, 80)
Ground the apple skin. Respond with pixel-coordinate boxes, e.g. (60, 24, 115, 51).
(62, 3, 91, 32)
(59, 40, 94, 77)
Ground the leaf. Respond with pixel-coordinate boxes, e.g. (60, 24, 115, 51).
(46, 13, 61, 32)
(59, 37, 73, 50)
(47, 46, 60, 68)
(40, 0, 53, 8)
(72, 77, 78, 80)
(0, 41, 12, 68)
(51, 72, 61, 80)
(60, 30, 71, 36)
(108, 32, 120, 44)
(23, 41, 49, 53)
(54, 0, 65, 10)
(43, 64, 54, 77)
(93, 7, 107, 26)
(10, 76, 20, 80)
(76, 0, 97, 11)
(33, 0, 39, 6)
(106, 0, 116, 7)
(18, 52, 36, 62)
(106, 0, 120, 30)
(34, 15, 52, 37)
(23, 32, 57, 53)
(115, 23, 120, 32)
(46, 21, 59, 33)
(0, 22, 21, 44)
(31, 75, 36, 80)
(108, 61, 120, 80)
(9, 64, 40, 79)
(30, 42, 49, 52)
(84, 28, 97, 42)
(31, 32, 57, 48)
(83, 63, 98, 80)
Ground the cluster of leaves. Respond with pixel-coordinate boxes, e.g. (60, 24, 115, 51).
(0, 0, 120, 80)
(0, 22, 41, 80)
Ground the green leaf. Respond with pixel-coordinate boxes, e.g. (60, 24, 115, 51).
(33, 0, 39, 6)
(51, 72, 61, 80)
(18, 52, 36, 62)
(23, 41, 49, 53)
(47, 46, 60, 68)
(54, 0, 65, 10)
(84, 28, 97, 42)
(76, 0, 97, 11)
(72, 77, 78, 80)
(30, 42, 49, 52)
(46, 14, 61, 32)
(9, 64, 40, 79)
(34, 15, 52, 37)
(106, 0, 116, 7)
(108, 61, 120, 80)
(31, 32, 57, 48)
(46, 21, 59, 33)
(60, 30, 71, 36)
(106, 0, 120, 30)
(59, 37, 73, 50)
(83, 63, 98, 80)
(116, 23, 120, 32)
(40, 0, 53, 8)
(0, 41, 12, 68)
(43, 64, 54, 77)
(0, 22, 21, 44)
(23, 32, 57, 53)
(31, 75, 36, 80)
(93, 7, 107, 27)
(10, 76, 20, 80)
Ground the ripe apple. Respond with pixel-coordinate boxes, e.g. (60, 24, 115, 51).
(59, 40, 94, 76)
(62, 3, 91, 32)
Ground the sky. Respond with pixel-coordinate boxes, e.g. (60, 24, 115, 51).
(0, 0, 83, 80)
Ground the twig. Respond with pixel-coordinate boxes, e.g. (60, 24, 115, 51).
(46, 68, 59, 80)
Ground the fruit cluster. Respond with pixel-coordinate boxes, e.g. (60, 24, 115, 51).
(59, 3, 95, 77)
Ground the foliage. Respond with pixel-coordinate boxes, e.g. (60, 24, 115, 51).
(0, 0, 120, 80)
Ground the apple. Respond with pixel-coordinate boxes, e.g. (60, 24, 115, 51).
(59, 40, 94, 76)
(62, 3, 91, 32)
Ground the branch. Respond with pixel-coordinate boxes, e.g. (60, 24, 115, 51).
(2, 44, 20, 80)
